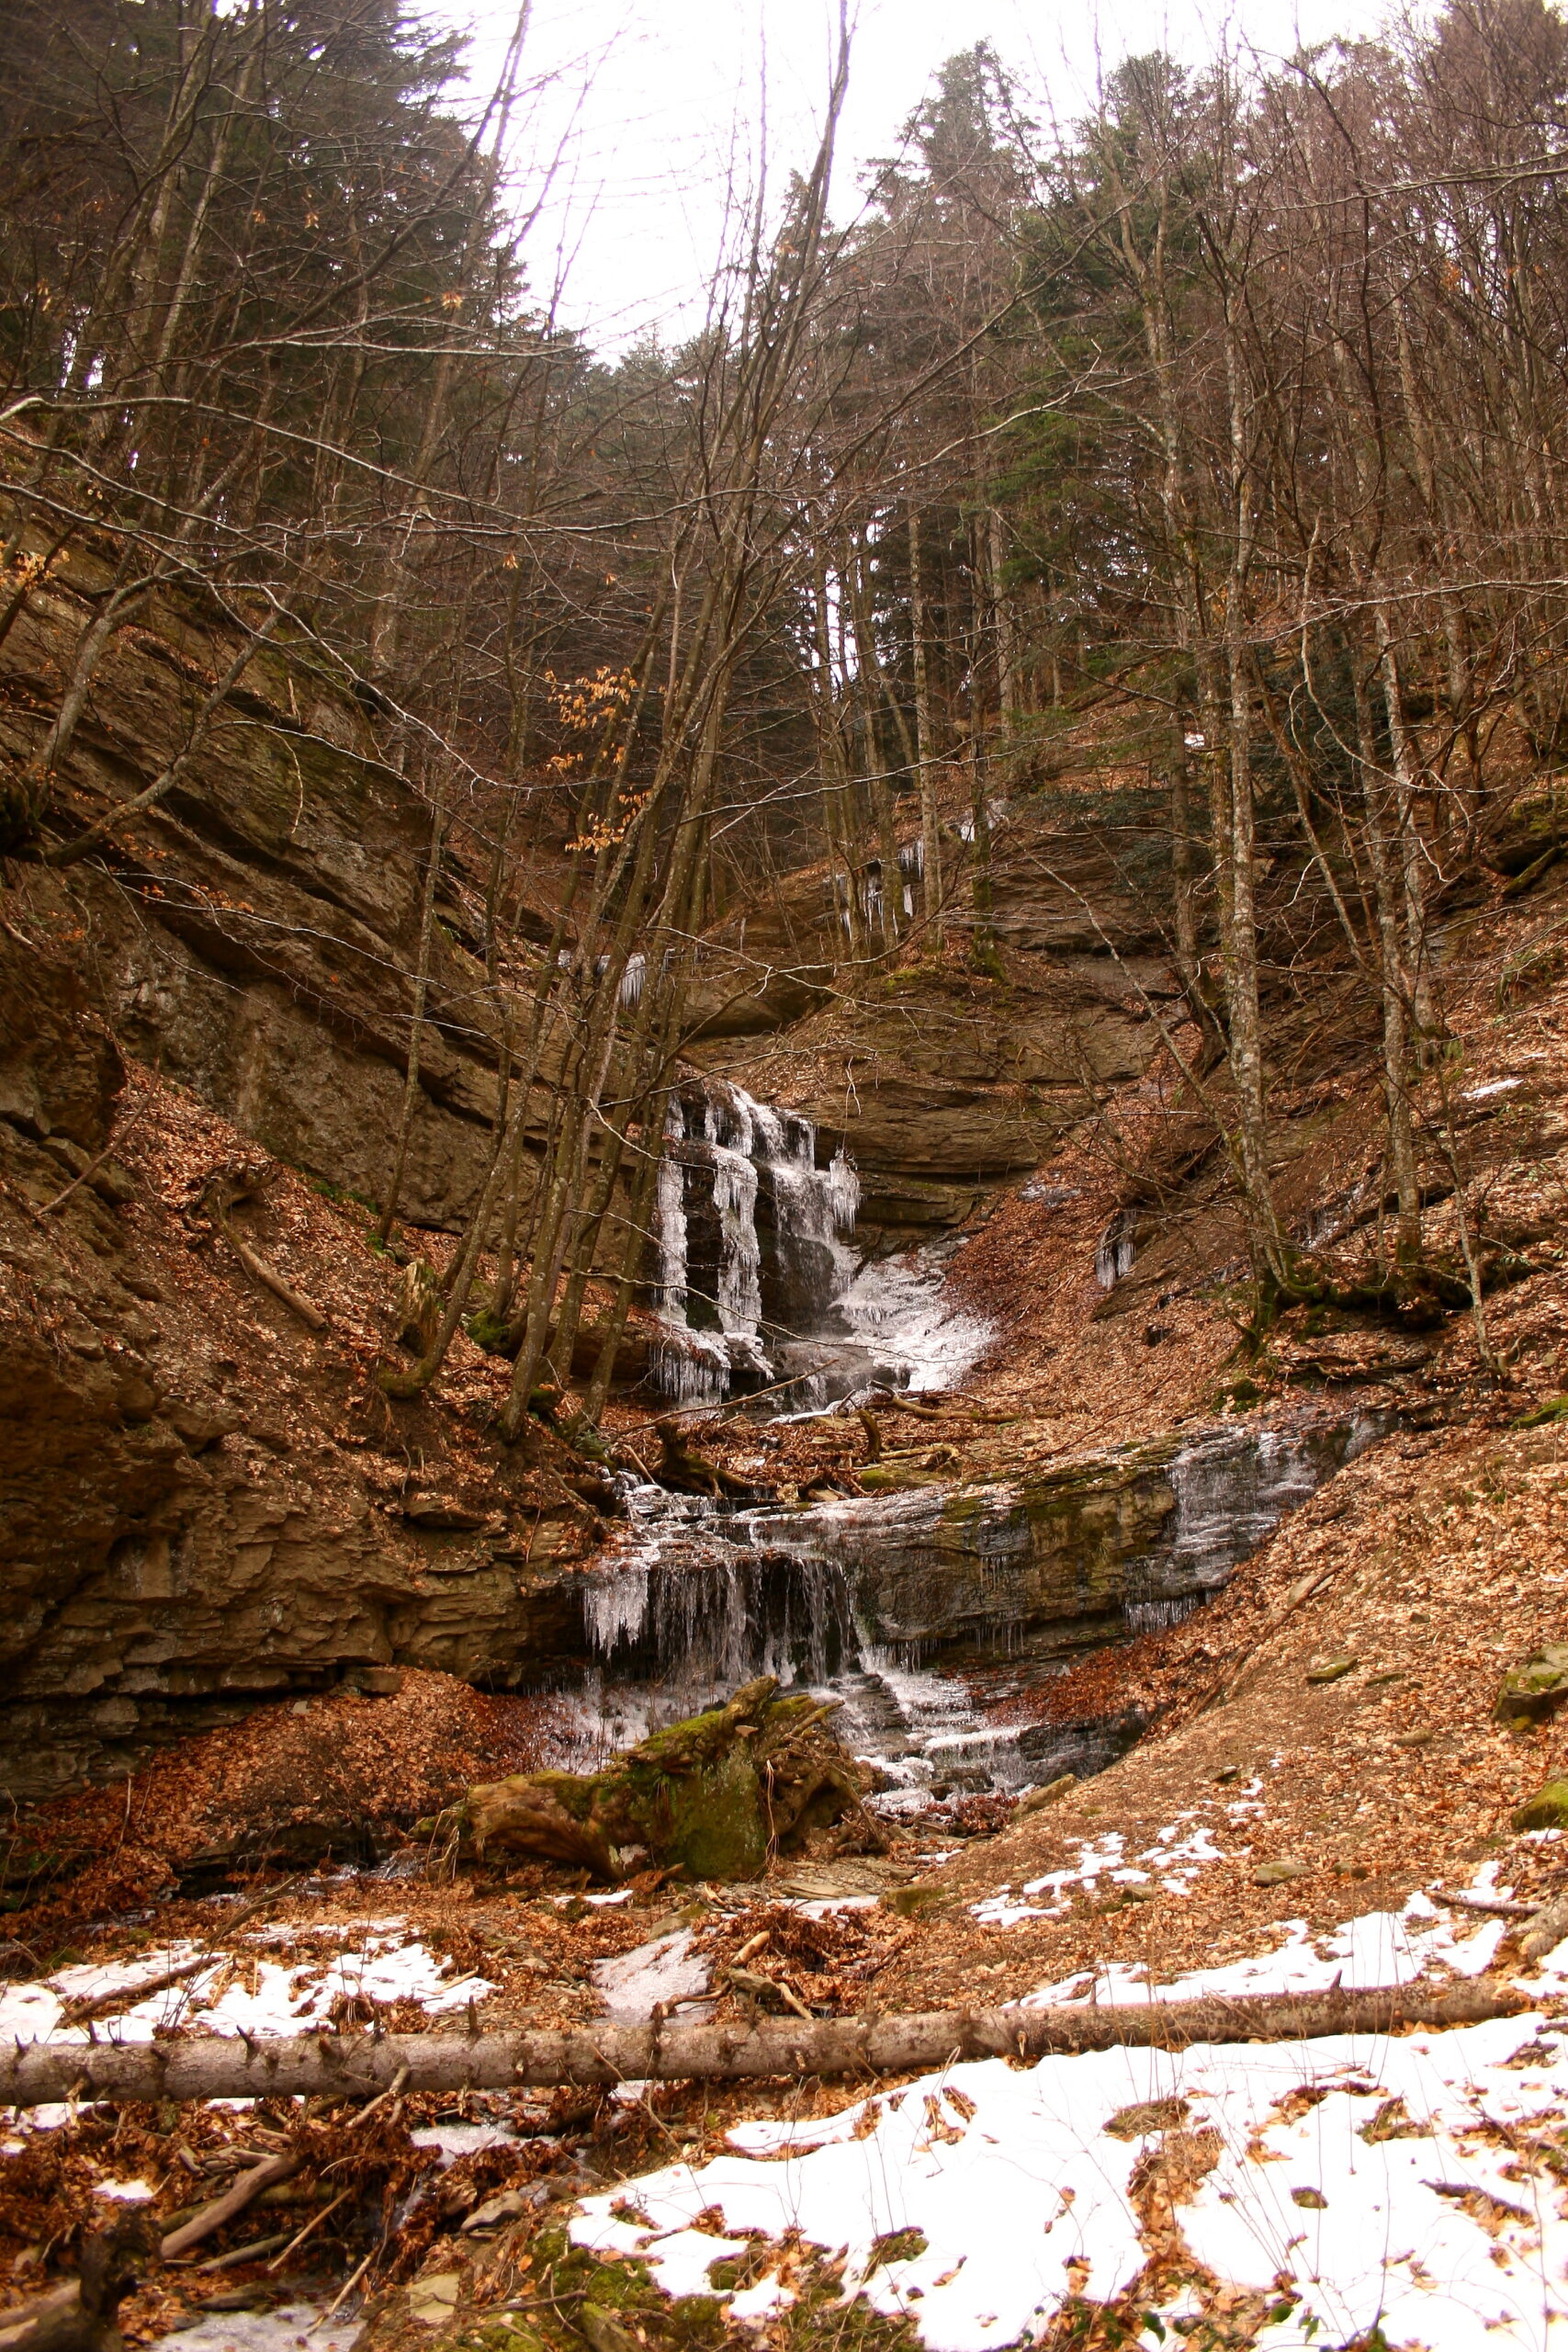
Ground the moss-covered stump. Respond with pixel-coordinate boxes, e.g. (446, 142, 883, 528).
(464, 1677, 882, 1881)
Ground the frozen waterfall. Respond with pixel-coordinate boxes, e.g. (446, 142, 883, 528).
(652, 1079, 860, 1405)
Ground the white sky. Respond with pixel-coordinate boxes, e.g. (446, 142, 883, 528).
(474, 0, 1389, 352)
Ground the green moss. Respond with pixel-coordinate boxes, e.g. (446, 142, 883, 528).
(1495, 1643, 1568, 1723)
(1513, 1780, 1568, 1831)
(1512, 1395, 1568, 1428)
(465, 1309, 516, 1355)
(469, 1679, 864, 1882)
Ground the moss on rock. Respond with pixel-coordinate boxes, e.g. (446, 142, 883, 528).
(464, 1677, 880, 1881)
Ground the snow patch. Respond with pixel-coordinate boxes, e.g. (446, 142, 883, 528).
(0, 1932, 491, 2051)
(573, 2007, 1568, 2352)
(592, 1929, 712, 2021)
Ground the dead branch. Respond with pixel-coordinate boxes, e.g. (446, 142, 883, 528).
(161, 2153, 301, 2261)
(199, 1174, 326, 1333)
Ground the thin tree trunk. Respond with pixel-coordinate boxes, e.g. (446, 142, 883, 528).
(378, 778, 446, 1244)
(1353, 654, 1423, 1268)
(908, 507, 942, 948)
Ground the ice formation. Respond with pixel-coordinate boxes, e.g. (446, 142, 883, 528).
(652, 1079, 859, 1404)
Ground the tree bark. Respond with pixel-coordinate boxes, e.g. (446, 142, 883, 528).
(0, 1980, 1524, 2107)
(908, 507, 943, 947)
(378, 778, 446, 1244)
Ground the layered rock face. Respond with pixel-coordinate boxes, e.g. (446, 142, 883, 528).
(581, 1418, 1377, 1687)
(0, 577, 511, 1228)
(0, 927, 597, 1800)
(687, 795, 1180, 1229)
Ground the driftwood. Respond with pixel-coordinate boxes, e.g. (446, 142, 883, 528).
(0, 1979, 1526, 2109)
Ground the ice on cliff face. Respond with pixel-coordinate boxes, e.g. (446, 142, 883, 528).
(651, 1078, 860, 1405)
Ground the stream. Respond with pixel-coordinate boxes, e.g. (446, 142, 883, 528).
(558, 1077, 1386, 1818)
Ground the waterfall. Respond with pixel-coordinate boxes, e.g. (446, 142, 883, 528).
(1119, 1412, 1388, 1623)
(652, 1078, 860, 1403)
(1095, 1210, 1136, 1289)
(582, 1531, 860, 1691)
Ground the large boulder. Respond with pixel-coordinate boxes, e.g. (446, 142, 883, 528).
(464, 1676, 880, 1881)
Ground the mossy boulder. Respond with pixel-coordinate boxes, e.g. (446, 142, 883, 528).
(1511, 1779, 1568, 1832)
(1495, 1644, 1568, 1725)
(464, 1676, 880, 1881)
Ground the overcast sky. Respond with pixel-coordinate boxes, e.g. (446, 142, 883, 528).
(479, 0, 1389, 352)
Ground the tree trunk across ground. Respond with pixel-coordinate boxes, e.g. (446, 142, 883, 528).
(0, 1980, 1522, 2108)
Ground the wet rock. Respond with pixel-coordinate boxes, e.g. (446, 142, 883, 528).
(1513, 1780, 1568, 1832)
(1495, 1643, 1568, 1726)
(729, 1416, 1381, 1672)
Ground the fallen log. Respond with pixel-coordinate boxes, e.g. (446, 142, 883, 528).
(0, 1979, 1526, 2109)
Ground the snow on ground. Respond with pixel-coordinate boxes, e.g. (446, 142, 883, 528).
(972, 1816, 1231, 1930)
(1027, 1894, 1508, 2007)
(573, 1983, 1568, 2352)
(146, 2302, 360, 2352)
(0, 1928, 491, 2049)
(592, 1928, 713, 2019)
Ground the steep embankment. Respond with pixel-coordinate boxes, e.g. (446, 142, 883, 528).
(0, 570, 518, 1225)
(0, 920, 612, 1799)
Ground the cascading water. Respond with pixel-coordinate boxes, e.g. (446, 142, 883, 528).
(583, 1082, 1395, 1815)
(570, 1409, 1391, 1814)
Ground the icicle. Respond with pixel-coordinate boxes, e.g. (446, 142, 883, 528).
(712, 1148, 761, 1338)
(584, 1566, 651, 1650)
(650, 1077, 861, 1406)
(619, 953, 646, 1008)
(655, 1098, 688, 1318)
(650, 1330, 729, 1406)
(827, 1148, 860, 1234)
